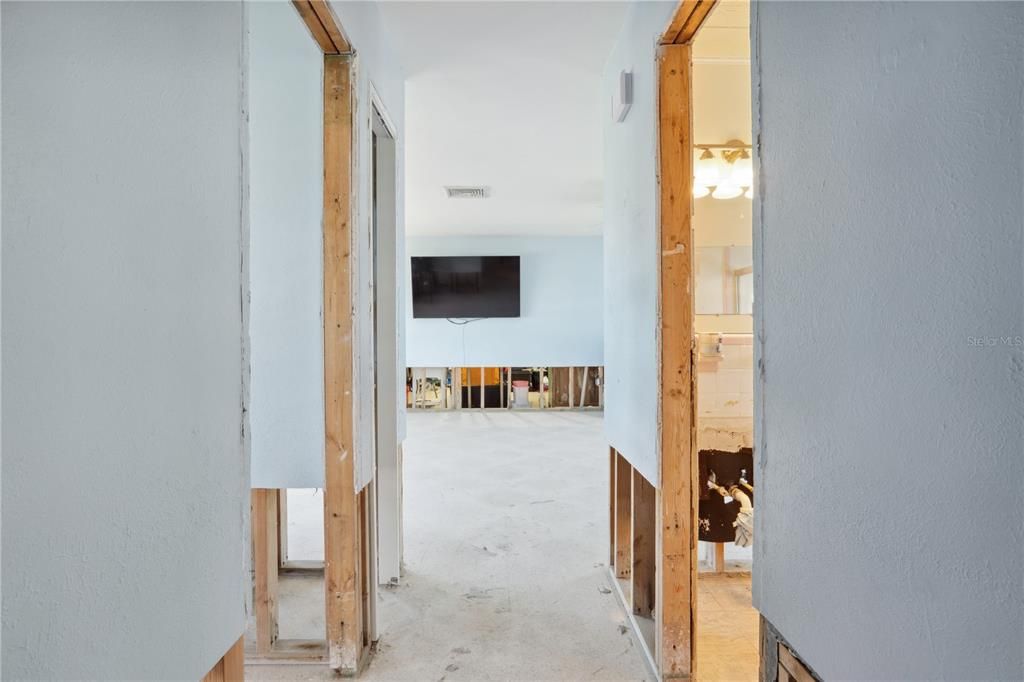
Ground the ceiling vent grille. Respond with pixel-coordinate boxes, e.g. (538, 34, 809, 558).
(445, 186, 489, 199)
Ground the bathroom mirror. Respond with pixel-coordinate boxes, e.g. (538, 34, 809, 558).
(695, 245, 753, 315)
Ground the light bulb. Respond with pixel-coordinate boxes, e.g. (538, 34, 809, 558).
(731, 155, 753, 187)
(694, 148, 721, 186)
(712, 181, 743, 200)
(693, 183, 710, 198)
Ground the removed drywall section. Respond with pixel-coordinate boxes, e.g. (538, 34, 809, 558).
(330, 0, 408, 488)
(248, 0, 325, 489)
(2, 2, 247, 677)
(752, 2, 1024, 679)
(405, 236, 603, 367)
(602, 0, 677, 486)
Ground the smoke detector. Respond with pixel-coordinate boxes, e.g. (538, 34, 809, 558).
(444, 186, 490, 199)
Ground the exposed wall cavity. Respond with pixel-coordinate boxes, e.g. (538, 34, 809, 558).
(752, 2, 1024, 679)
(2, 2, 247, 677)
(405, 235, 604, 368)
(602, 0, 677, 485)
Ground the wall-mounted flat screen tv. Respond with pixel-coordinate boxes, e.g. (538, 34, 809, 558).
(411, 256, 520, 318)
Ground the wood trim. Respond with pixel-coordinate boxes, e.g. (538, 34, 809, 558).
(322, 54, 364, 674)
(656, 42, 698, 678)
(292, 0, 351, 54)
(247, 638, 327, 662)
(631, 469, 656, 617)
(660, 0, 719, 45)
(251, 489, 279, 656)
(201, 636, 244, 682)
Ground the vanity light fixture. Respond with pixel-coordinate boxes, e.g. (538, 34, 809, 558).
(694, 140, 753, 200)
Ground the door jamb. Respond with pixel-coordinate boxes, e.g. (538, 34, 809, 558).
(245, 2, 374, 673)
(658, 2, 718, 679)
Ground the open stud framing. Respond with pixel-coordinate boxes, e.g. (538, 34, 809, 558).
(247, 4, 372, 674)
(608, 2, 718, 679)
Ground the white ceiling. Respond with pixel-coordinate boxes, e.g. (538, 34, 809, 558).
(694, 0, 750, 62)
(380, 0, 750, 238)
(379, 1, 631, 237)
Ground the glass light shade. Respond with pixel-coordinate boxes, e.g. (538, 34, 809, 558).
(731, 156, 753, 187)
(712, 181, 743, 200)
(694, 149, 721, 186)
(693, 183, 711, 199)
(744, 186, 753, 199)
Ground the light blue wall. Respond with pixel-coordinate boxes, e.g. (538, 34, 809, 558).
(405, 236, 603, 367)
(3, 2, 247, 677)
(752, 2, 1024, 678)
(248, 1, 325, 489)
(601, 1, 676, 486)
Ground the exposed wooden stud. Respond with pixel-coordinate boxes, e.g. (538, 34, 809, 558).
(656, 42, 698, 678)
(598, 366, 604, 409)
(479, 366, 485, 410)
(631, 470, 656, 617)
(713, 542, 726, 573)
(292, 0, 351, 55)
(202, 636, 245, 682)
(252, 489, 279, 655)
(660, 0, 719, 46)
(568, 366, 575, 409)
(614, 452, 633, 579)
(322, 54, 364, 675)
(443, 368, 450, 409)
(309, 0, 350, 52)
(580, 366, 589, 408)
(779, 643, 817, 682)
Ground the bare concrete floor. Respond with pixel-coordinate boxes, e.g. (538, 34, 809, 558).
(248, 410, 650, 681)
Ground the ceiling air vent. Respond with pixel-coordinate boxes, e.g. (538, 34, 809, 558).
(445, 186, 489, 199)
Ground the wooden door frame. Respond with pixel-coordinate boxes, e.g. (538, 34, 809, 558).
(246, 2, 375, 674)
(607, 2, 719, 680)
(657, 2, 718, 678)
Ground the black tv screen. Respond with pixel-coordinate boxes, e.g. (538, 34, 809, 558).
(411, 256, 520, 318)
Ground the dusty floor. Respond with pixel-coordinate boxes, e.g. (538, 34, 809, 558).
(249, 411, 651, 681)
(696, 573, 759, 680)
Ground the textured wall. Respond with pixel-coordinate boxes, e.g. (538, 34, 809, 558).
(2, 2, 247, 677)
(248, 0, 326, 488)
(602, 1, 676, 485)
(752, 2, 1024, 678)
(405, 236, 604, 368)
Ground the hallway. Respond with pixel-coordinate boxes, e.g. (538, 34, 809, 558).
(251, 411, 650, 681)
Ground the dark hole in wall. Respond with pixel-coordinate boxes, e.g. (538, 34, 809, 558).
(698, 448, 753, 543)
